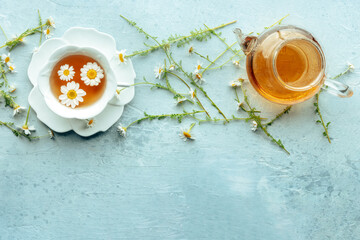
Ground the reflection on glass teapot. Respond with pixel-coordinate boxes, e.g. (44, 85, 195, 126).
(234, 25, 353, 104)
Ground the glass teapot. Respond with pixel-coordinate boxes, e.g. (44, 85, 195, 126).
(233, 25, 353, 104)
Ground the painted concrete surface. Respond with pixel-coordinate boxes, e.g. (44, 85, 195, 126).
(0, 0, 359, 239)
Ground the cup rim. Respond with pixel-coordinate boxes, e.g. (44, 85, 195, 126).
(272, 37, 326, 92)
(37, 44, 117, 119)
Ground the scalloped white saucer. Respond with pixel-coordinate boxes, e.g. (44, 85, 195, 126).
(27, 27, 135, 137)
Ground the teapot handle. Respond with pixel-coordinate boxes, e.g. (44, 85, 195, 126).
(233, 28, 258, 55)
(322, 78, 353, 98)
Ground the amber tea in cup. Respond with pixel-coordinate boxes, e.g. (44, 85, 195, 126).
(50, 55, 107, 108)
(234, 25, 352, 104)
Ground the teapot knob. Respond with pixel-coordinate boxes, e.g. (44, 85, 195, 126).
(233, 28, 258, 56)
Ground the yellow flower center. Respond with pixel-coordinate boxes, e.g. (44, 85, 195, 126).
(46, 28, 50, 35)
(4, 57, 10, 63)
(63, 69, 70, 76)
(87, 69, 97, 79)
(158, 68, 162, 74)
(196, 73, 202, 79)
(67, 90, 77, 100)
(88, 119, 94, 125)
(116, 89, 120, 94)
(183, 131, 191, 138)
(9, 66, 14, 71)
(22, 125, 29, 130)
(197, 65, 201, 70)
(119, 53, 125, 62)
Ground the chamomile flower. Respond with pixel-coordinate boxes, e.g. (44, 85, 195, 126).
(59, 81, 86, 109)
(86, 119, 95, 128)
(13, 105, 26, 116)
(175, 97, 187, 105)
(193, 72, 205, 84)
(46, 17, 56, 28)
(8, 85, 16, 93)
(154, 64, 164, 79)
(115, 87, 123, 99)
(168, 64, 175, 71)
(57, 64, 75, 81)
(229, 78, 243, 87)
(8, 63, 16, 73)
(188, 46, 194, 55)
(251, 120, 258, 132)
(43, 27, 53, 39)
(233, 60, 241, 67)
(80, 62, 104, 86)
(1, 53, 11, 66)
(21, 125, 35, 135)
(348, 62, 355, 72)
(195, 61, 202, 72)
(116, 49, 127, 64)
(237, 102, 244, 111)
(179, 128, 195, 141)
(117, 124, 127, 137)
(189, 88, 196, 99)
(48, 129, 55, 139)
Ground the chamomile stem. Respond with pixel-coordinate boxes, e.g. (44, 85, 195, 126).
(238, 84, 290, 154)
(0, 121, 36, 141)
(315, 93, 331, 143)
(24, 106, 31, 126)
(264, 106, 292, 127)
(0, 63, 9, 87)
(166, 71, 210, 118)
(203, 24, 238, 55)
(0, 25, 7, 40)
(122, 18, 237, 58)
(38, 10, 43, 46)
(201, 42, 237, 75)
(0, 23, 47, 49)
(188, 122, 196, 132)
(193, 51, 214, 64)
(330, 65, 353, 80)
(126, 111, 205, 129)
(265, 14, 290, 29)
(207, 50, 243, 70)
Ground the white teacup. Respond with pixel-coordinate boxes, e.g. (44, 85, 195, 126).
(38, 45, 119, 119)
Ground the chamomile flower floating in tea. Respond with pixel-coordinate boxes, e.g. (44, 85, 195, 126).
(154, 64, 164, 79)
(116, 49, 127, 64)
(80, 62, 104, 86)
(59, 81, 86, 109)
(50, 55, 107, 108)
(1, 53, 11, 66)
(13, 105, 25, 116)
(57, 64, 75, 81)
(43, 28, 53, 39)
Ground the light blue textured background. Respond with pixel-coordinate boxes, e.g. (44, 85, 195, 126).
(0, 0, 359, 239)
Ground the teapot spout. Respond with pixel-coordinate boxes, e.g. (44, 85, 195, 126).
(233, 28, 258, 55)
